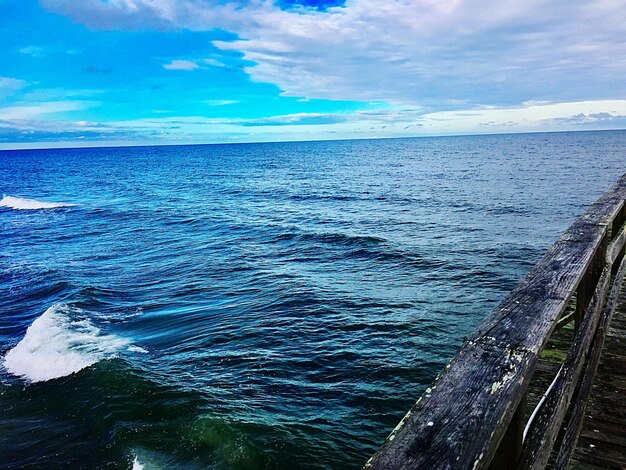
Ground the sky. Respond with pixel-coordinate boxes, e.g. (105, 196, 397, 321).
(1, 0, 626, 148)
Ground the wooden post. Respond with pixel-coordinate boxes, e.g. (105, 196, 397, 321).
(611, 203, 626, 240)
(489, 394, 526, 470)
(611, 204, 626, 275)
(574, 270, 593, 334)
(575, 233, 608, 333)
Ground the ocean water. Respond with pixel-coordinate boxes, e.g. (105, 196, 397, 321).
(1, 131, 625, 469)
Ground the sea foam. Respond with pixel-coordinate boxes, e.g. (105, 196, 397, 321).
(0, 195, 75, 210)
(3, 304, 131, 383)
(132, 456, 144, 470)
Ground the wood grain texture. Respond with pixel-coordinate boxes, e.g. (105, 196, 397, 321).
(568, 272, 626, 469)
(516, 266, 610, 469)
(607, 223, 626, 265)
(553, 255, 626, 469)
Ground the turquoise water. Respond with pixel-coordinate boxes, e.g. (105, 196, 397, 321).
(1, 131, 625, 469)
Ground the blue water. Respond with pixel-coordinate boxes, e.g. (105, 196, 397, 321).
(1, 131, 625, 469)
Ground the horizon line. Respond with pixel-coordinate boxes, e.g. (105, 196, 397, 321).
(1, 127, 625, 152)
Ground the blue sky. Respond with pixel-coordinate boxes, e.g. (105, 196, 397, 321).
(1, 0, 625, 148)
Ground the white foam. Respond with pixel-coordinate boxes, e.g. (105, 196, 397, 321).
(3, 304, 130, 383)
(127, 345, 148, 354)
(132, 456, 144, 470)
(130, 449, 169, 470)
(0, 195, 75, 210)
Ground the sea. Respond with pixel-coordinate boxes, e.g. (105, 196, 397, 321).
(1, 130, 625, 469)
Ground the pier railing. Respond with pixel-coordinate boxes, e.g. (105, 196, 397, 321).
(365, 174, 626, 469)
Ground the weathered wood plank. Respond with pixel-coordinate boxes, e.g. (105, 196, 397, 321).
(523, 326, 572, 416)
(580, 418, 626, 448)
(489, 396, 526, 470)
(586, 400, 626, 427)
(610, 198, 626, 237)
(553, 256, 626, 469)
(534, 360, 562, 376)
(607, 222, 626, 265)
(570, 436, 626, 469)
(567, 459, 611, 470)
(516, 265, 611, 469)
(555, 311, 575, 330)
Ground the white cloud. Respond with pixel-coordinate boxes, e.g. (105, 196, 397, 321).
(3, 99, 625, 148)
(40, 0, 626, 108)
(163, 59, 203, 70)
(94, 99, 626, 140)
(204, 99, 239, 106)
(202, 58, 226, 68)
(416, 100, 626, 133)
(0, 77, 27, 99)
(210, 0, 626, 105)
(21, 88, 106, 100)
(0, 101, 96, 120)
(5, 98, 624, 138)
(163, 58, 225, 71)
(19, 46, 46, 57)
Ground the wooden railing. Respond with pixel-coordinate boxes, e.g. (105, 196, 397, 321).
(365, 174, 626, 470)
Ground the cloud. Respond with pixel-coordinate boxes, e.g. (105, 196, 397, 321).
(415, 100, 626, 133)
(544, 111, 626, 127)
(203, 58, 226, 68)
(163, 58, 227, 71)
(163, 59, 203, 70)
(112, 99, 626, 136)
(0, 117, 153, 144)
(210, 0, 626, 105)
(204, 99, 239, 106)
(40, 0, 626, 108)
(40, 0, 180, 30)
(19, 46, 46, 57)
(0, 101, 97, 120)
(0, 77, 27, 99)
(2, 99, 625, 147)
(21, 88, 106, 101)
(237, 112, 348, 126)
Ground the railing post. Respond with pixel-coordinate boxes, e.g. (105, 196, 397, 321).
(489, 394, 526, 470)
(575, 233, 608, 333)
(574, 271, 592, 334)
(611, 203, 626, 239)
(611, 203, 626, 275)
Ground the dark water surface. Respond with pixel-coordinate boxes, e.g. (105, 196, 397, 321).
(1, 131, 625, 469)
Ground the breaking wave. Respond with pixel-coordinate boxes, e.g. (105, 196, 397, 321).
(0, 195, 75, 210)
(3, 304, 132, 383)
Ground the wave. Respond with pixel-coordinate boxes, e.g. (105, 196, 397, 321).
(272, 231, 386, 247)
(0, 195, 76, 210)
(3, 304, 133, 383)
